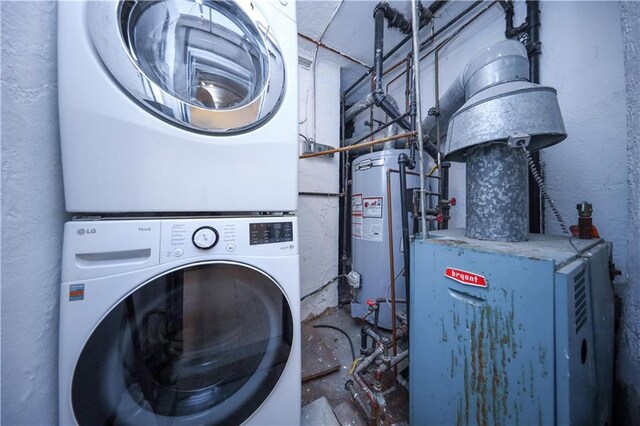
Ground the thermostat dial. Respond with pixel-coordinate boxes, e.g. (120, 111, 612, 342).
(192, 226, 219, 250)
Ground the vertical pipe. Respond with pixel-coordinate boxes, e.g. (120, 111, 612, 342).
(339, 95, 350, 304)
(527, 0, 543, 234)
(386, 170, 398, 356)
(374, 8, 385, 94)
(411, 0, 428, 240)
(398, 154, 411, 328)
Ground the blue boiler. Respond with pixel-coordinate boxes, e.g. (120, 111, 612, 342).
(409, 230, 614, 425)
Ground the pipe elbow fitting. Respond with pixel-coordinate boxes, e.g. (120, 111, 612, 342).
(371, 90, 386, 107)
(372, 1, 389, 18)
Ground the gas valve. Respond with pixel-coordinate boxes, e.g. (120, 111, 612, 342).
(449, 197, 457, 207)
(436, 213, 444, 224)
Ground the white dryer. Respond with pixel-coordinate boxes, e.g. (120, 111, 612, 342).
(58, 0, 298, 213)
(59, 217, 300, 425)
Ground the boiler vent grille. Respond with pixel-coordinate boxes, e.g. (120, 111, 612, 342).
(298, 56, 313, 70)
(574, 269, 587, 333)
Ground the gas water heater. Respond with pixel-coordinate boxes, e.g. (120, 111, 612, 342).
(350, 149, 422, 329)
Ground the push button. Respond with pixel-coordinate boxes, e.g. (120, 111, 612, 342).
(226, 243, 236, 252)
(173, 248, 184, 257)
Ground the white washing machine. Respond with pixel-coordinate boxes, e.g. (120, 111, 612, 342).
(59, 216, 300, 425)
(58, 0, 298, 213)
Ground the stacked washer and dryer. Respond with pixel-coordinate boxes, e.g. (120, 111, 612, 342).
(57, 1, 300, 425)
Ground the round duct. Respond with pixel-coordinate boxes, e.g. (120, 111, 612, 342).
(444, 80, 567, 162)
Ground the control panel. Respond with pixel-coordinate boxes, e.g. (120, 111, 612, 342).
(159, 217, 298, 263)
(250, 221, 293, 245)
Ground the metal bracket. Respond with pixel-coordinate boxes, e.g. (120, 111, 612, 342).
(507, 132, 531, 148)
(302, 139, 335, 158)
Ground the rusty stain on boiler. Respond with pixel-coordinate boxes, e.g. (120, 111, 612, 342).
(461, 294, 518, 425)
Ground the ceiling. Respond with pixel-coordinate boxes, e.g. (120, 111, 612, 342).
(297, 0, 416, 101)
(296, 1, 520, 102)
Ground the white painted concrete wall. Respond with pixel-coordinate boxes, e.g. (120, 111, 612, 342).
(298, 39, 342, 320)
(618, 1, 640, 421)
(1, 2, 69, 424)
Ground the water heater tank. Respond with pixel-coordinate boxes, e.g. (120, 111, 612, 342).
(350, 149, 421, 329)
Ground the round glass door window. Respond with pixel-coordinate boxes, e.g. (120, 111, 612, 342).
(88, 0, 285, 133)
(71, 262, 293, 425)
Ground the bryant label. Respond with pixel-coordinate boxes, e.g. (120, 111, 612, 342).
(445, 267, 487, 288)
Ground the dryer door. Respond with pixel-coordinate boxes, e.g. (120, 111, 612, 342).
(88, 0, 285, 134)
(71, 261, 293, 425)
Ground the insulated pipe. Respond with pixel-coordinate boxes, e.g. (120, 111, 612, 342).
(344, 93, 375, 123)
(345, 113, 411, 157)
(383, 96, 401, 150)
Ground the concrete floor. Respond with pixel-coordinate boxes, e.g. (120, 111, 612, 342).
(302, 306, 409, 425)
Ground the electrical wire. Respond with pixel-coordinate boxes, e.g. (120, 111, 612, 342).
(313, 324, 356, 362)
(300, 274, 346, 302)
(384, 267, 407, 313)
(522, 145, 582, 255)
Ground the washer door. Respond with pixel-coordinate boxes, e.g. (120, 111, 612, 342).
(88, 0, 285, 134)
(71, 262, 294, 425)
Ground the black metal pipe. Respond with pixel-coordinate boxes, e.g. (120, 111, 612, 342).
(344, 0, 451, 97)
(374, 6, 385, 93)
(398, 154, 412, 328)
(527, 0, 543, 233)
(439, 162, 451, 229)
(338, 95, 351, 304)
(527, 0, 541, 83)
(500, 1, 515, 36)
(369, 5, 413, 131)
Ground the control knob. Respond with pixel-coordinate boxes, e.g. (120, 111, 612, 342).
(192, 226, 219, 250)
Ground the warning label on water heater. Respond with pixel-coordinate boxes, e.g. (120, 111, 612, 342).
(352, 195, 383, 242)
(351, 194, 363, 238)
(363, 197, 383, 218)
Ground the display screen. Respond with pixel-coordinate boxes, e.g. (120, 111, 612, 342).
(250, 222, 293, 245)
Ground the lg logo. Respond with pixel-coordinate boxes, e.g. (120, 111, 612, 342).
(77, 228, 97, 236)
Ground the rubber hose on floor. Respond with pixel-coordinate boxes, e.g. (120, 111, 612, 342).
(313, 324, 356, 361)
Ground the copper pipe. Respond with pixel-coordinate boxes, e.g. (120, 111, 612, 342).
(386, 168, 422, 358)
(382, 57, 408, 77)
(298, 32, 370, 68)
(386, 169, 398, 358)
(299, 132, 416, 159)
(354, 346, 384, 425)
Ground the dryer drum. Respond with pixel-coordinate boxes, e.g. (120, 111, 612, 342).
(88, 0, 286, 133)
(71, 262, 293, 425)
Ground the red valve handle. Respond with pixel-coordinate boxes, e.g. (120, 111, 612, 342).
(367, 299, 377, 307)
(449, 197, 457, 207)
(436, 213, 444, 223)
